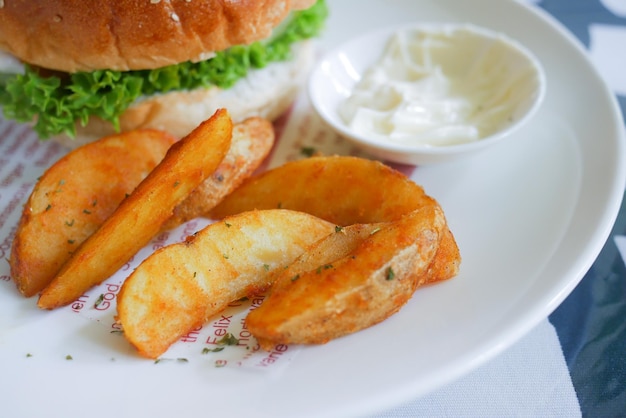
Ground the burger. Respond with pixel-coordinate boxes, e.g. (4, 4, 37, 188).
(0, 0, 328, 147)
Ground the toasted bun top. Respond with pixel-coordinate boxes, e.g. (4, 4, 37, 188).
(0, 0, 316, 73)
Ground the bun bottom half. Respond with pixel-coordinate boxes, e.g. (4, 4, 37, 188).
(52, 41, 315, 148)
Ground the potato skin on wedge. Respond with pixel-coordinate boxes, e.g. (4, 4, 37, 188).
(209, 156, 460, 348)
(11, 113, 274, 299)
(247, 205, 447, 349)
(211, 155, 460, 284)
(38, 109, 232, 309)
(162, 116, 275, 230)
(211, 156, 434, 225)
(117, 209, 335, 359)
(10, 129, 176, 297)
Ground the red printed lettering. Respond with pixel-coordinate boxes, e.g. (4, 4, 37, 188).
(238, 317, 253, 345)
(70, 294, 89, 313)
(180, 326, 202, 343)
(249, 296, 265, 312)
(0, 225, 17, 259)
(151, 232, 170, 251)
(180, 220, 199, 241)
(256, 344, 289, 367)
(120, 254, 136, 272)
(0, 163, 24, 187)
(0, 183, 32, 232)
(94, 283, 121, 311)
(34, 142, 65, 167)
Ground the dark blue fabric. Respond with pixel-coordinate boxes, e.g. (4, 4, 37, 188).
(541, 1, 626, 416)
(549, 200, 626, 417)
(619, 96, 626, 125)
(540, 0, 626, 47)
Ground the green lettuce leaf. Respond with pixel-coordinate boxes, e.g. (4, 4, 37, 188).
(0, 0, 328, 139)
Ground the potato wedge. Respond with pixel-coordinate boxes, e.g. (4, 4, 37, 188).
(162, 116, 275, 230)
(247, 205, 446, 349)
(117, 209, 335, 359)
(10, 129, 176, 297)
(210, 155, 460, 283)
(12, 116, 273, 297)
(210, 156, 460, 347)
(38, 109, 233, 309)
(423, 227, 461, 284)
(265, 222, 388, 274)
(210, 155, 434, 225)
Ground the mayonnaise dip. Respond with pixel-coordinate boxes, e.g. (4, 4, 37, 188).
(338, 25, 541, 147)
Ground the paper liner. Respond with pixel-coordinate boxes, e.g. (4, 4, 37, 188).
(0, 90, 409, 372)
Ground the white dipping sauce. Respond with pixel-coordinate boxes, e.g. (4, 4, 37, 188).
(338, 26, 540, 147)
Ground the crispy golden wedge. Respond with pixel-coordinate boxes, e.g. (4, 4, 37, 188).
(37, 109, 233, 309)
(210, 155, 460, 283)
(247, 205, 446, 349)
(210, 155, 433, 225)
(163, 117, 275, 230)
(210, 156, 460, 348)
(117, 209, 335, 359)
(10, 130, 176, 297)
(12, 116, 273, 297)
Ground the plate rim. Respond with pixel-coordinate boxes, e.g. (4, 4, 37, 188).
(1, 0, 625, 417)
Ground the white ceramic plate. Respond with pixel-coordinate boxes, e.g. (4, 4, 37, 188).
(1, 0, 624, 417)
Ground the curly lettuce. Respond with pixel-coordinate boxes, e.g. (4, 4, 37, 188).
(0, 0, 328, 139)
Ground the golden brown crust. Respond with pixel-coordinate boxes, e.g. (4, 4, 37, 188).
(37, 109, 234, 309)
(162, 116, 275, 230)
(0, 0, 316, 72)
(10, 129, 177, 297)
(247, 206, 447, 349)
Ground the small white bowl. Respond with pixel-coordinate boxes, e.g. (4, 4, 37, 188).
(308, 23, 546, 165)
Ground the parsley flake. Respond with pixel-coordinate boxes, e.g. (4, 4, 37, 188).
(154, 358, 188, 364)
(202, 347, 225, 354)
(216, 333, 239, 346)
(301, 146, 317, 157)
(94, 294, 104, 308)
(316, 265, 331, 273)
